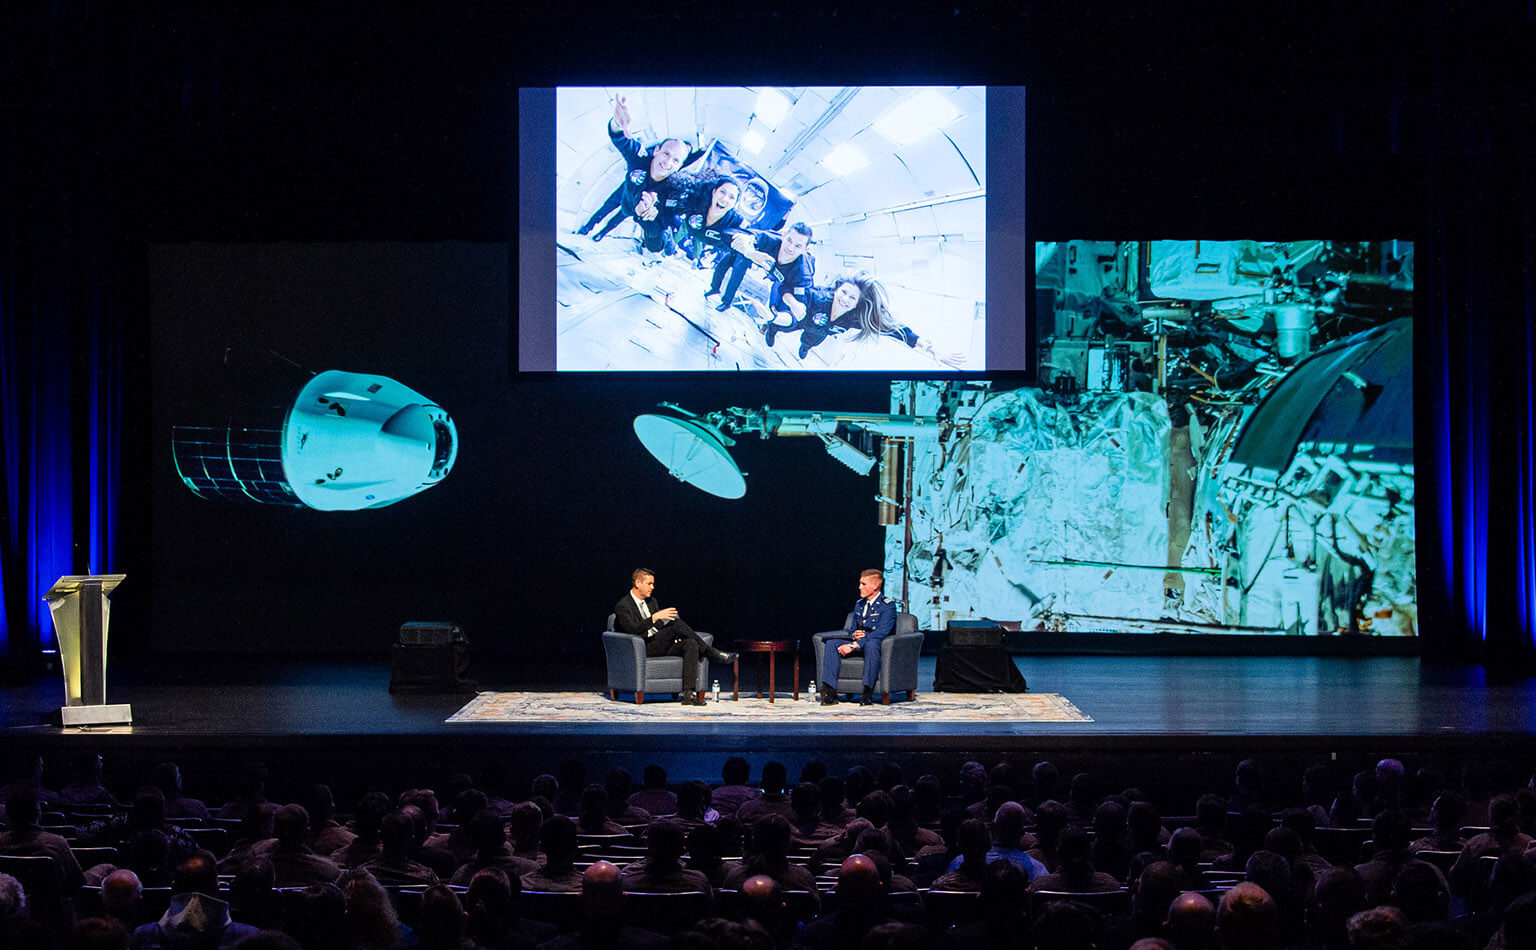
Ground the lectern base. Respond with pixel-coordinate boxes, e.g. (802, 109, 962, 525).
(61, 703, 133, 727)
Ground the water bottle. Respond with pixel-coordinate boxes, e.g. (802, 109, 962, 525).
(712, 678, 721, 699)
(808, 679, 816, 702)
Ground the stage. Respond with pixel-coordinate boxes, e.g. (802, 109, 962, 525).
(4, 652, 1536, 808)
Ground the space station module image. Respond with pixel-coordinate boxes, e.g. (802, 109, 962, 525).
(886, 240, 1415, 635)
(172, 370, 457, 511)
(553, 86, 984, 372)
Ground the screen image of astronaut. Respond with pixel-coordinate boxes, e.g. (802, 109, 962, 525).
(554, 86, 986, 372)
(877, 241, 1414, 638)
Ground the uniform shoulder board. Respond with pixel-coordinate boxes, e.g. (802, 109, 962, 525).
(881, 596, 894, 604)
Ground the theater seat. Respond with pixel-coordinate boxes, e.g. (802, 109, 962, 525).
(602, 614, 713, 703)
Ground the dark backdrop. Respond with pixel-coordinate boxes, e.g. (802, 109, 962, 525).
(3, 2, 1534, 668)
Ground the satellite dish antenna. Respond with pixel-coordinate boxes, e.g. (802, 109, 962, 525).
(633, 414, 746, 499)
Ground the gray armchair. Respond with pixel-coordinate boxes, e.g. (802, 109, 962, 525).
(602, 614, 713, 703)
(811, 611, 922, 704)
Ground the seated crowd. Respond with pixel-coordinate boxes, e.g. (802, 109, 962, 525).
(1, 751, 1536, 948)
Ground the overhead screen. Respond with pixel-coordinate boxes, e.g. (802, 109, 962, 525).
(517, 85, 1027, 373)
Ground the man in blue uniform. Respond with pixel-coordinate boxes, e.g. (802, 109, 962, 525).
(819, 569, 897, 706)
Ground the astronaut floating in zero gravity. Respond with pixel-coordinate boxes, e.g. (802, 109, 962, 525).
(750, 274, 966, 366)
(575, 96, 702, 254)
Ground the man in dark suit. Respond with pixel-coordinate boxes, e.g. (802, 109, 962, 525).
(613, 568, 736, 705)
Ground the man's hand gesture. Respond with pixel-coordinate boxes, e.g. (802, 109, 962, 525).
(612, 95, 633, 134)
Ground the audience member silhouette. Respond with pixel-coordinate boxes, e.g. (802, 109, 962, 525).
(268, 804, 341, 887)
(626, 765, 678, 818)
(399, 790, 457, 878)
(359, 809, 440, 887)
(281, 882, 346, 950)
(1451, 793, 1533, 894)
(1354, 809, 1416, 906)
(1346, 904, 1408, 949)
(61, 751, 120, 808)
(521, 815, 583, 892)
(1030, 825, 1120, 893)
(1308, 866, 1367, 950)
(619, 819, 712, 895)
(673, 781, 717, 834)
(462, 866, 556, 949)
(539, 860, 668, 950)
(332, 792, 392, 869)
(148, 763, 210, 824)
(736, 763, 795, 825)
(575, 785, 628, 836)
(218, 762, 271, 822)
(1215, 880, 1278, 950)
(711, 757, 761, 819)
(553, 759, 586, 818)
(73, 915, 130, 950)
(1391, 858, 1452, 925)
(818, 776, 853, 827)
(1165, 890, 1218, 950)
(801, 853, 889, 950)
(507, 802, 544, 863)
(1033, 898, 1100, 950)
(339, 867, 407, 950)
(930, 818, 990, 891)
(303, 784, 356, 858)
(686, 823, 731, 889)
(602, 768, 652, 827)
(130, 849, 259, 949)
(449, 809, 538, 886)
(0, 786, 85, 892)
(413, 884, 471, 950)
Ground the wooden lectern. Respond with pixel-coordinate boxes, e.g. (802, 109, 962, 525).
(44, 574, 131, 726)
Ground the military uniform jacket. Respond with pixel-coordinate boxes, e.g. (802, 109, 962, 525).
(844, 595, 897, 641)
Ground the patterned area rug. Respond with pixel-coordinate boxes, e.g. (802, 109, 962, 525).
(447, 691, 1091, 723)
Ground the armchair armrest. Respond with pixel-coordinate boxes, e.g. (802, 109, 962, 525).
(603, 631, 645, 688)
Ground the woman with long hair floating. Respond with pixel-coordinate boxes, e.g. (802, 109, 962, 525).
(753, 274, 965, 366)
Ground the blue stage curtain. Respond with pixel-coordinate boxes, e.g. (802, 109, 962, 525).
(1515, 154, 1536, 665)
(0, 181, 124, 672)
(1418, 146, 1536, 668)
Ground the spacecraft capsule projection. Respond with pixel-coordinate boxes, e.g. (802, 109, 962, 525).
(171, 370, 457, 511)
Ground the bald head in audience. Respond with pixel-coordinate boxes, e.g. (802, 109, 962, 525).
(582, 859, 625, 920)
(837, 853, 884, 912)
(1166, 890, 1217, 950)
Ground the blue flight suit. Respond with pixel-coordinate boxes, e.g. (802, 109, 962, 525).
(821, 594, 897, 690)
(577, 182, 624, 236)
(589, 125, 701, 250)
(711, 233, 814, 311)
(679, 187, 745, 267)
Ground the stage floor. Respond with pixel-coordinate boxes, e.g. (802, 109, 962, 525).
(4, 652, 1534, 743)
(4, 652, 1535, 801)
